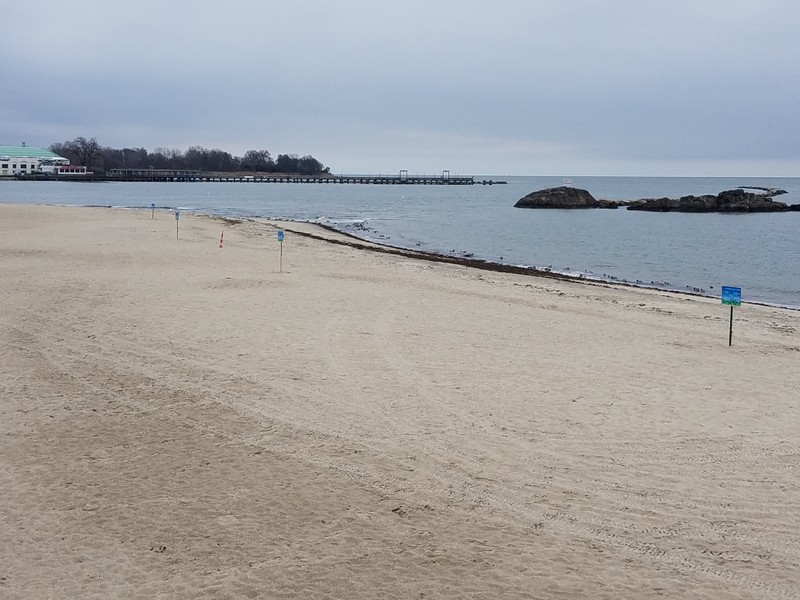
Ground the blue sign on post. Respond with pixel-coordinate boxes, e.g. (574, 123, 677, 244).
(721, 286, 741, 306)
(175, 211, 180, 220)
(721, 286, 742, 346)
(277, 230, 285, 272)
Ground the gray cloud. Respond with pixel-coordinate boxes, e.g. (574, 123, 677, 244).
(3, 0, 799, 175)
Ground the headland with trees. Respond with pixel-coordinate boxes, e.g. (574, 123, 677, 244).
(48, 137, 329, 176)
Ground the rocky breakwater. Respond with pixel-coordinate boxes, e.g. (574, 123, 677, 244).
(515, 186, 799, 213)
(627, 188, 796, 212)
(514, 186, 624, 209)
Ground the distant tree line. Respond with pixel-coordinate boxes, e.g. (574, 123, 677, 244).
(49, 137, 329, 175)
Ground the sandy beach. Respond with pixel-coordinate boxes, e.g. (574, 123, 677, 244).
(2, 203, 799, 599)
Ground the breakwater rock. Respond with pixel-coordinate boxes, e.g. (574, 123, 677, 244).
(627, 189, 792, 213)
(516, 187, 798, 213)
(514, 186, 622, 209)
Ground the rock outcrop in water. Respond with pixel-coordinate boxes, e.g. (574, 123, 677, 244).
(627, 189, 792, 212)
(516, 187, 798, 213)
(514, 186, 622, 209)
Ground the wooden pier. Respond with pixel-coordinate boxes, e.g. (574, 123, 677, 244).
(104, 169, 496, 185)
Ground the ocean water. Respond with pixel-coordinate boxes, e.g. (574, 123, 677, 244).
(2, 176, 799, 307)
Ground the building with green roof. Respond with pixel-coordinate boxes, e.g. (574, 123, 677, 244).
(0, 144, 69, 177)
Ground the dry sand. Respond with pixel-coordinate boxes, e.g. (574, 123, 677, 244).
(1, 204, 799, 599)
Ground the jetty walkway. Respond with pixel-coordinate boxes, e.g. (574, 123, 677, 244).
(100, 169, 504, 185)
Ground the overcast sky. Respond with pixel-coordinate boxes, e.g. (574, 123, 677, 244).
(3, 1, 799, 176)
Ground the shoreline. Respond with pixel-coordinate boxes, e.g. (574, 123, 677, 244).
(2, 179, 799, 307)
(11, 200, 800, 310)
(283, 219, 800, 312)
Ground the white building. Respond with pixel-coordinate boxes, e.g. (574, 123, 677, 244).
(0, 144, 70, 177)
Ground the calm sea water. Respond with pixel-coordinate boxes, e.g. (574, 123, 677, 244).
(2, 176, 799, 307)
